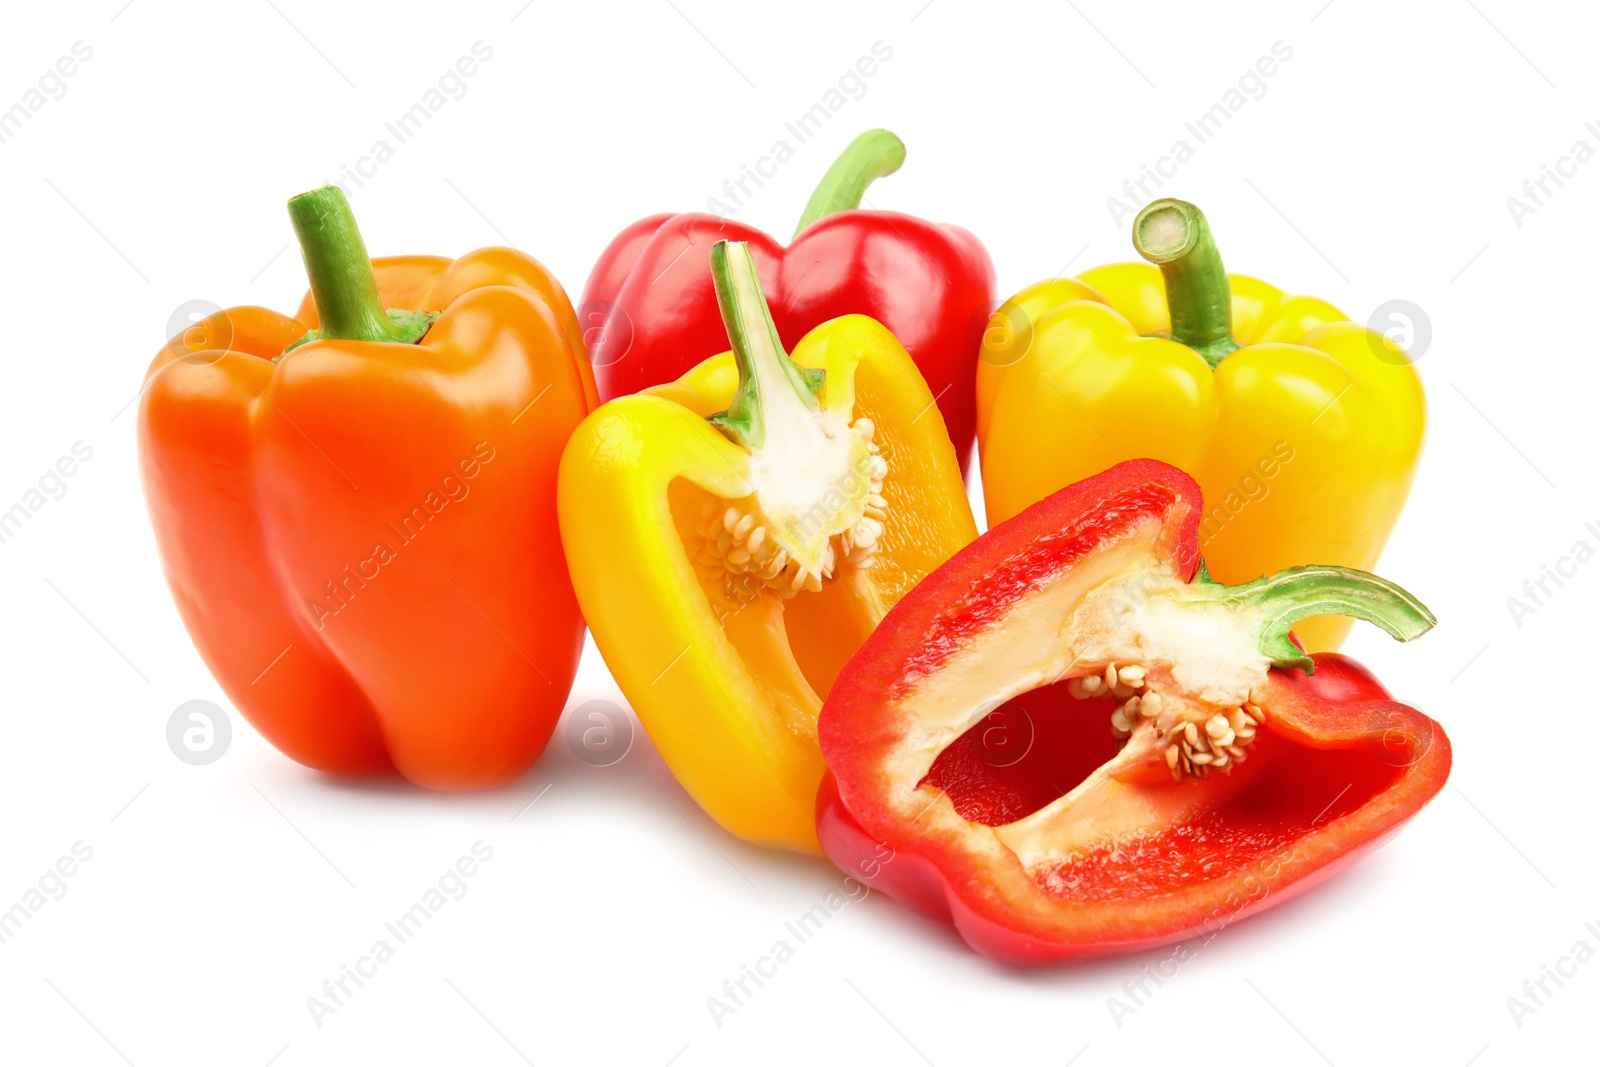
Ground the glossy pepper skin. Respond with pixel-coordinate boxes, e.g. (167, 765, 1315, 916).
(817, 460, 1448, 962)
(139, 187, 594, 788)
(976, 199, 1424, 651)
(582, 129, 994, 471)
(560, 241, 976, 853)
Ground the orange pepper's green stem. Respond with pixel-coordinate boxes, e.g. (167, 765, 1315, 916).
(706, 240, 824, 450)
(287, 185, 434, 347)
(793, 129, 906, 237)
(1133, 199, 1240, 368)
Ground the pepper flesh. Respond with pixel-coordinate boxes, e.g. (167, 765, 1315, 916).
(976, 199, 1425, 651)
(582, 129, 994, 472)
(139, 187, 594, 788)
(817, 459, 1449, 961)
(559, 242, 976, 852)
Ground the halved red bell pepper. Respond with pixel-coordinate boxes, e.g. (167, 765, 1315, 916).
(581, 129, 994, 470)
(816, 459, 1449, 962)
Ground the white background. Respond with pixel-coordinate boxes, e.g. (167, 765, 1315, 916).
(0, 1, 1591, 1063)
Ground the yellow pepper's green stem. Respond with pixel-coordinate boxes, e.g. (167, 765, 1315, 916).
(1134, 199, 1240, 368)
(707, 240, 824, 450)
(286, 185, 434, 349)
(793, 129, 906, 238)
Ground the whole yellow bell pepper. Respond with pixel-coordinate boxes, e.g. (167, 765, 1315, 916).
(977, 199, 1424, 651)
(559, 241, 975, 852)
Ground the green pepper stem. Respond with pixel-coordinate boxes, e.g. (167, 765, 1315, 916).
(288, 185, 427, 345)
(707, 241, 824, 450)
(793, 129, 906, 238)
(1133, 199, 1239, 368)
(1200, 563, 1437, 673)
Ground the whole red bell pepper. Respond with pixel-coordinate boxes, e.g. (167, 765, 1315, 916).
(816, 459, 1449, 962)
(580, 129, 994, 470)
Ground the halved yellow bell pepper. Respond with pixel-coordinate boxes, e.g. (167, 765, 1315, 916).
(558, 241, 975, 852)
(977, 199, 1425, 651)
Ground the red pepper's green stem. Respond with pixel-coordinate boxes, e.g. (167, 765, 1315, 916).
(1133, 199, 1240, 368)
(793, 129, 906, 238)
(707, 241, 824, 450)
(286, 185, 434, 349)
(1197, 562, 1437, 673)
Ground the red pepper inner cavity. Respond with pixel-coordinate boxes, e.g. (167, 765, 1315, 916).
(920, 678, 1121, 825)
(923, 687, 1403, 897)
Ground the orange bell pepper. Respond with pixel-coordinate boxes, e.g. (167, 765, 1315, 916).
(138, 186, 594, 788)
